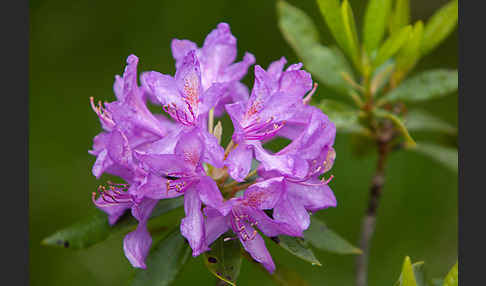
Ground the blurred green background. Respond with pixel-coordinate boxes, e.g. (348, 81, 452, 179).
(30, 0, 457, 285)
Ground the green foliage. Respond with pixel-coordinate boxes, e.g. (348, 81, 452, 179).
(273, 236, 321, 266)
(131, 228, 191, 286)
(316, 0, 350, 59)
(363, 0, 393, 54)
(42, 197, 183, 249)
(304, 216, 362, 255)
(394, 21, 424, 82)
(393, 257, 421, 286)
(277, 1, 353, 94)
(341, 0, 361, 67)
(389, 0, 410, 35)
(203, 234, 243, 286)
(412, 142, 458, 173)
(385, 69, 458, 102)
(373, 25, 412, 69)
(421, 0, 458, 56)
(442, 262, 458, 286)
(404, 109, 456, 135)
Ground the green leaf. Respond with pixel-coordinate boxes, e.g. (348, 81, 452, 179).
(277, 1, 318, 48)
(394, 256, 418, 286)
(304, 216, 361, 255)
(404, 109, 457, 135)
(341, 0, 360, 67)
(411, 142, 458, 173)
(317, 99, 362, 133)
(375, 109, 416, 147)
(373, 25, 412, 69)
(430, 279, 444, 286)
(277, 1, 353, 94)
(442, 262, 458, 286)
(394, 21, 424, 82)
(42, 197, 183, 249)
(316, 0, 350, 56)
(421, 0, 458, 56)
(131, 229, 191, 286)
(272, 236, 322, 266)
(386, 69, 458, 102)
(203, 233, 243, 286)
(363, 0, 393, 54)
(389, 0, 410, 35)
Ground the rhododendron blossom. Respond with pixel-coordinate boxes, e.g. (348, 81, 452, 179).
(90, 22, 336, 272)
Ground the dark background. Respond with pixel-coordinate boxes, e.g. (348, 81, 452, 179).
(29, 0, 457, 285)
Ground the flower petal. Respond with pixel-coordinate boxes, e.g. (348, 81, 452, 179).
(203, 207, 230, 246)
(273, 192, 310, 232)
(123, 223, 152, 269)
(197, 176, 229, 215)
(225, 143, 253, 182)
(180, 188, 208, 256)
(236, 222, 275, 273)
(199, 129, 225, 168)
(243, 177, 284, 209)
(171, 39, 198, 68)
(286, 180, 337, 212)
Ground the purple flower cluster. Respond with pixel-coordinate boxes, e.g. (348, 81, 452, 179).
(90, 23, 336, 273)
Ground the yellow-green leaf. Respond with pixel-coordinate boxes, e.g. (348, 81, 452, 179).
(421, 0, 458, 56)
(341, 0, 360, 68)
(397, 256, 418, 286)
(443, 262, 458, 286)
(318, 99, 363, 133)
(394, 21, 424, 83)
(316, 0, 349, 56)
(389, 0, 410, 35)
(363, 0, 393, 54)
(404, 109, 456, 135)
(373, 25, 412, 69)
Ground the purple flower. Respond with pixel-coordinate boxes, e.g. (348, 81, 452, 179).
(141, 51, 225, 168)
(225, 57, 314, 181)
(170, 22, 255, 116)
(203, 178, 302, 273)
(135, 129, 229, 256)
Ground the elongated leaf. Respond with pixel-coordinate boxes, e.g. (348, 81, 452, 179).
(316, 0, 349, 57)
(277, 1, 353, 93)
(42, 197, 183, 249)
(304, 216, 361, 255)
(272, 236, 321, 266)
(131, 229, 191, 286)
(341, 0, 360, 66)
(363, 0, 393, 54)
(386, 69, 458, 102)
(394, 256, 418, 286)
(404, 109, 456, 135)
(412, 142, 458, 173)
(203, 234, 243, 286)
(277, 1, 318, 48)
(421, 0, 458, 56)
(373, 25, 412, 68)
(443, 262, 458, 286)
(389, 0, 410, 35)
(318, 99, 362, 133)
(394, 21, 424, 82)
(375, 109, 416, 147)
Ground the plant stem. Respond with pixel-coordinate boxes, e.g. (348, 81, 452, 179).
(355, 125, 392, 286)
